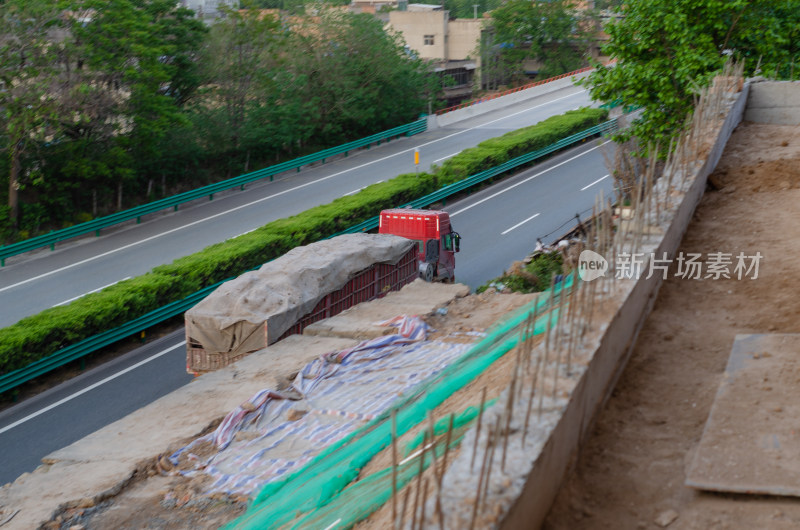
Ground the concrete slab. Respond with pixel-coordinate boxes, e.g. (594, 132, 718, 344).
(0, 334, 357, 530)
(303, 279, 470, 340)
(686, 334, 800, 496)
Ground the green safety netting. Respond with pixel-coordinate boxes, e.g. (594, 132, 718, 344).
(227, 275, 576, 530)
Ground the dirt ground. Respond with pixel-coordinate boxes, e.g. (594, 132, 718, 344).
(52, 290, 536, 529)
(544, 122, 800, 530)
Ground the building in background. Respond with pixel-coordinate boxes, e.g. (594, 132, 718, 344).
(386, 6, 483, 105)
(179, 0, 240, 21)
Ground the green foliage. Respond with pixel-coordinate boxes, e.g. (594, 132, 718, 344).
(0, 0, 64, 227)
(477, 251, 564, 294)
(481, 0, 595, 89)
(0, 107, 607, 375)
(0, 4, 439, 240)
(584, 0, 800, 146)
(443, 0, 502, 20)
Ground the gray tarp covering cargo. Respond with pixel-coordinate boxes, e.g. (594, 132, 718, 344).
(185, 233, 415, 358)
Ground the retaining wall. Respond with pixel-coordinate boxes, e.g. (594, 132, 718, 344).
(744, 79, 800, 125)
(499, 83, 751, 528)
(428, 71, 591, 130)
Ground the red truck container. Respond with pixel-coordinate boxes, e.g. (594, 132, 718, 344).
(378, 208, 461, 282)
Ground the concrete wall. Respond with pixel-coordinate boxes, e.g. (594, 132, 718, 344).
(429, 71, 590, 130)
(499, 82, 751, 529)
(388, 10, 447, 61)
(447, 18, 482, 60)
(744, 80, 800, 125)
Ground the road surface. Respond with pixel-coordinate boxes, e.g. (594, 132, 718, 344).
(0, 84, 593, 327)
(0, 138, 614, 486)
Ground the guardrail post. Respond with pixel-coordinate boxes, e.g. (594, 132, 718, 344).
(297, 167, 301, 173)
(137, 216, 141, 224)
(240, 184, 245, 191)
(174, 205, 179, 212)
(95, 229, 101, 237)
(270, 175, 274, 181)
(322, 158, 326, 163)
(345, 151, 348, 157)
(1, 258, 4, 267)
(209, 194, 214, 201)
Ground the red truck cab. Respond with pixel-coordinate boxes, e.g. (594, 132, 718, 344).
(379, 208, 461, 282)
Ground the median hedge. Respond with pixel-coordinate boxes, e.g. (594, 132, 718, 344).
(0, 107, 607, 375)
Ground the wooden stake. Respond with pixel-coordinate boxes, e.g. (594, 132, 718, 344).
(480, 418, 500, 512)
(522, 350, 540, 445)
(419, 478, 429, 530)
(427, 411, 439, 481)
(502, 370, 517, 471)
(399, 486, 411, 530)
(411, 431, 427, 530)
(469, 419, 493, 530)
(471, 387, 487, 471)
(539, 276, 555, 419)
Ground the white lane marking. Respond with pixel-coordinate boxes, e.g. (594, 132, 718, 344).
(53, 277, 131, 307)
(0, 341, 185, 435)
(433, 152, 459, 164)
(581, 174, 610, 191)
(232, 228, 257, 239)
(0, 89, 588, 294)
(501, 213, 540, 235)
(344, 180, 384, 196)
(450, 141, 611, 217)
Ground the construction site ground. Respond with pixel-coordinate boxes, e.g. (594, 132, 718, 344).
(33, 283, 537, 529)
(545, 121, 800, 529)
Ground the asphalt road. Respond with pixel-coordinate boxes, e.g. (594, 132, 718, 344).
(0, 83, 592, 327)
(0, 138, 614, 486)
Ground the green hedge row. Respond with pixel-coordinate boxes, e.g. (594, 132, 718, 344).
(0, 107, 608, 375)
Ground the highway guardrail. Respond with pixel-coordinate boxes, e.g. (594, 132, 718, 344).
(0, 117, 616, 394)
(0, 118, 427, 266)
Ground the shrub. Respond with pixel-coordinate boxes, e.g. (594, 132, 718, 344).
(0, 107, 608, 375)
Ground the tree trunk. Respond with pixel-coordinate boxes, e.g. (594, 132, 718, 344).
(8, 142, 21, 228)
(92, 189, 97, 217)
(117, 181, 123, 211)
(146, 178, 153, 198)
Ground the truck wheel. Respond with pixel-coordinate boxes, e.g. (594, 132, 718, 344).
(421, 263, 435, 282)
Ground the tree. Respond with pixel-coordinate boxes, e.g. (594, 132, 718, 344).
(584, 0, 800, 146)
(443, 0, 502, 20)
(196, 8, 287, 175)
(481, 0, 595, 89)
(283, 9, 441, 146)
(0, 0, 64, 228)
(52, 0, 207, 212)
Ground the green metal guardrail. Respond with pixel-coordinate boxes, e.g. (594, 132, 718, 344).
(0, 281, 224, 394)
(336, 118, 619, 236)
(0, 118, 427, 266)
(0, 118, 615, 394)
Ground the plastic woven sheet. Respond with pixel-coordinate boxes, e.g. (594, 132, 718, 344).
(170, 316, 470, 497)
(229, 275, 575, 529)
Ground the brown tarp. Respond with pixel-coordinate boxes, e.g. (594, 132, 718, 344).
(185, 233, 415, 356)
